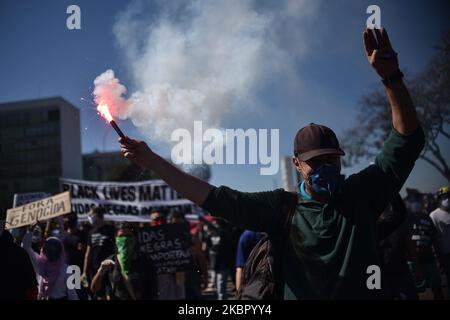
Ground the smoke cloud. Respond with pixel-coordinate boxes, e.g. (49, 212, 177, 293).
(93, 0, 318, 148)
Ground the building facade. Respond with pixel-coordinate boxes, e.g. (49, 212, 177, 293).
(83, 150, 127, 181)
(0, 97, 82, 210)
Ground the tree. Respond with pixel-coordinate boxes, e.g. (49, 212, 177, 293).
(342, 29, 450, 184)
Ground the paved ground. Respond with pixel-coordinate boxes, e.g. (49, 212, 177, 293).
(201, 277, 236, 300)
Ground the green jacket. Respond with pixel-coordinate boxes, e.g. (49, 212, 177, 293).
(202, 126, 425, 299)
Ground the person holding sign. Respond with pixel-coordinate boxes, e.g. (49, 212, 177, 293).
(22, 225, 78, 300)
(91, 222, 158, 300)
(119, 28, 425, 299)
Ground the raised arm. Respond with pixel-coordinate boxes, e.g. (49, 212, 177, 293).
(118, 137, 283, 233)
(22, 230, 39, 273)
(348, 29, 425, 217)
(119, 137, 213, 205)
(363, 28, 418, 134)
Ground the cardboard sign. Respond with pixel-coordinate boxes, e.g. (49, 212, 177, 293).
(6, 191, 71, 229)
(138, 224, 193, 274)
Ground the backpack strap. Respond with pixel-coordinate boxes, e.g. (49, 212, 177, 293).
(280, 191, 298, 231)
(273, 191, 298, 299)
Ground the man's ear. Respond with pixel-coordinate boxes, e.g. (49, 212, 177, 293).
(292, 156, 302, 173)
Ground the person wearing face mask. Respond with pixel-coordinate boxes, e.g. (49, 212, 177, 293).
(22, 225, 78, 300)
(118, 28, 425, 299)
(90, 222, 158, 300)
(82, 207, 115, 299)
(0, 211, 38, 300)
(430, 187, 450, 295)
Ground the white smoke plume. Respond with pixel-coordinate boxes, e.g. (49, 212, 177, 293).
(93, 0, 318, 150)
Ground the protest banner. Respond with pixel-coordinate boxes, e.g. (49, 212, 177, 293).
(138, 223, 194, 274)
(59, 178, 203, 222)
(13, 192, 50, 208)
(6, 191, 71, 229)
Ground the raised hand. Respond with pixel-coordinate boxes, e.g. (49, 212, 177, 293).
(363, 28, 400, 80)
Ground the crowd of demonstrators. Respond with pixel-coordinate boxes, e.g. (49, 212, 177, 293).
(2, 188, 449, 301)
(1, 204, 222, 300)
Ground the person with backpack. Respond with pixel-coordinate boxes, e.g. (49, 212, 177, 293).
(119, 28, 425, 299)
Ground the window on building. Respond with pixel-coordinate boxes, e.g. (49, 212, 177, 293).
(48, 110, 59, 121)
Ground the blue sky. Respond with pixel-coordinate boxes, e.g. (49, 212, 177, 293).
(1, 0, 449, 194)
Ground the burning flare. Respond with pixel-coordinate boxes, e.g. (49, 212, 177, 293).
(97, 102, 114, 122)
(96, 101, 125, 138)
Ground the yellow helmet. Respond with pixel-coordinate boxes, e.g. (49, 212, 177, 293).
(437, 186, 449, 197)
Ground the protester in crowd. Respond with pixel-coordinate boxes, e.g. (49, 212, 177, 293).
(207, 219, 234, 300)
(61, 213, 89, 300)
(91, 222, 158, 300)
(196, 217, 214, 290)
(187, 231, 209, 299)
(62, 213, 87, 269)
(377, 194, 418, 300)
(22, 224, 78, 300)
(406, 195, 445, 299)
(235, 230, 263, 292)
(204, 221, 218, 290)
(156, 211, 187, 300)
(120, 28, 425, 299)
(0, 212, 38, 300)
(150, 209, 166, 227)
(430, 186, 450, 295)
(82, 207, 116, 299)
(423, 193, 438, 216)
(168, 210, 208, 299)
